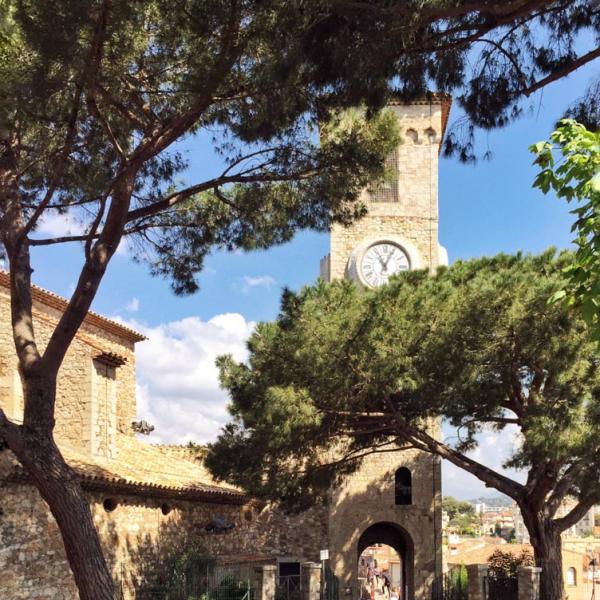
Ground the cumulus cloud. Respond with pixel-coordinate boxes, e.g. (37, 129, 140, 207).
(35, 211, 131, 255)
(37, 212, 85, 238)
(242, 275, 276, 292)
(442, 425, 525, 499)
(127, 313, 255, 444)
(125, 297, 140, 312)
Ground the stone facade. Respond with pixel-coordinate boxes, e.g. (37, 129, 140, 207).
(328, 447, 442, 600)
(0, 478, 327, 600)
(0, 271, 140, 453)
(323, 97, 448, 600)
(321, 99, 450, 281)
(0, 98, 448, 600)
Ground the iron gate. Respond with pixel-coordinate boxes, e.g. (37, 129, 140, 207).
(485, 575, 518, 600)
(441, 567, 468, 600)
(117, 560, 254, 600)
(277, 575, 301, 600)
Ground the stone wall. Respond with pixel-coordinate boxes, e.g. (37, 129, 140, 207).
(0, 285, 138, 454)
(326, 101, 444, 282)
(0, 480, 328, 600)
(328, 446, 442, 600)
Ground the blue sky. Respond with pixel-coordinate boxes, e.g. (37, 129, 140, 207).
(28, 62, 596, 500)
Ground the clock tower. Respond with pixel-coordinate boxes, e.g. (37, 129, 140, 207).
(322, 96, 451, 600)
(320, 96, 451, 285)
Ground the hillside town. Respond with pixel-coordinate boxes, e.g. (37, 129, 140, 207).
(443, 497, 600, 599)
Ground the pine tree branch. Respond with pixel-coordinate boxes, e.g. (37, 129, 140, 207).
(0, 408, 23, 454)
(19, 0, 112, 244)
(523, 46, 600, 98)
(383, 399, 525, 500)
(554, 495, 598, 533)
(546, 462, 585, 517)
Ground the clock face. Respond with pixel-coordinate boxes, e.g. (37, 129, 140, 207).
(360, 242, 410, 287)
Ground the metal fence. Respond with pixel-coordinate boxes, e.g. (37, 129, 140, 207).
(440, 567, 468, 600)
(117, 559, 255, 600)
(485, 574, 518, 600)
(431, 566, 469, 600)
(277, 575, 301, 600)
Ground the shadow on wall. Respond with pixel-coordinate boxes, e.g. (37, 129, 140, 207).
(99, 499, 248, 599)
(325, 448, 443, 600)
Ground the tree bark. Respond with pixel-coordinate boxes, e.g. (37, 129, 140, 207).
(14, 374, 116, 600)
(521, 506, 565, 600)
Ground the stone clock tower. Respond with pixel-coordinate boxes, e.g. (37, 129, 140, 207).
(322, 96, 450, 600)
(320, 96, 451, 285)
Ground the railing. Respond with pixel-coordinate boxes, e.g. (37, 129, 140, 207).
(438, 567, 468, 600)
(116, 559, 255, 600)
(485, 574, 518, 600)
(276, 574, 301, 600)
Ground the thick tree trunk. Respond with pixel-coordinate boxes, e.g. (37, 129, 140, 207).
(15, 374, 116, 600)
(522, 507, 564, 600)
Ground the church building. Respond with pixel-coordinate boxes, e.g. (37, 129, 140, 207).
(0, 96, 449, 600)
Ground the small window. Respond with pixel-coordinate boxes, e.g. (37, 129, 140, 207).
(406, 128, 418, 143)
(394, 467, 412, 505)
(425, 127, 437, 143)
(567, 567, 576, 586)
(103, 498, 118, 512)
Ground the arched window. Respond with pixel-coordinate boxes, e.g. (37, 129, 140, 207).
(405, 128, 418, 143)
(566, 567, 577, 586)
(394, 467, 412, 505)
(424, 127, 437, 143)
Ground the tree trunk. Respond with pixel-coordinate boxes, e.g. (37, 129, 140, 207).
(522, 507, 564, 600)
(15, 374, 116, 600)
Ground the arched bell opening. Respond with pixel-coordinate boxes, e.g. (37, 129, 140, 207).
(357, 522, 414, 600)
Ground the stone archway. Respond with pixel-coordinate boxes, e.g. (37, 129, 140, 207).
(357, 522, 415, 600)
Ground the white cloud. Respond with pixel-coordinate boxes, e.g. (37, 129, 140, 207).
(126, 313, 255, 444)
(242, 275, 276, 292)
(35, 211, 131, 256)
(37, 212, 86, 238)
(125, 297, 140, 312)
(441, 425, 525, 500)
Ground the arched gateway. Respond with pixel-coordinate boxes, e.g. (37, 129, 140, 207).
(326, 442, 442, 600)
(358, 522, 415, 599)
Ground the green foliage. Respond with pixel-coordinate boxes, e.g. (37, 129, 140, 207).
(206, 252, 600, 514)
(531, 120, 600, 338)
(447, 564, 468, 600)
(442, 497, 475, 520)
(209, 575, 251, 600)
(443, 497, 479, 536)
(488, 549, 533, 580)
(162, 542, 215, 600)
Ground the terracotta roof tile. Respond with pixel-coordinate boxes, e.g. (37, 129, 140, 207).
(447, 542, 532, 566)
(0, 271, 146, 343)
(1, 434, 245, 504)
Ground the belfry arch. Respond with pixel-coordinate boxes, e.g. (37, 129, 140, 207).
(357, 522, 415, 600)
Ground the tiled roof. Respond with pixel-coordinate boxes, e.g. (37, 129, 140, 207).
(447, 542, 532, 566)
(0, 271, 146, 343)
(2, 434, 246, 504)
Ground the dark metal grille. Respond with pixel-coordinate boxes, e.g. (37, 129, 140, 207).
(117, 561, 255, 600)
(368, 150, 398, 203)
(276, 575, 301, 600)
(486, 575, 518, 600)
(439, 567, 468, 600)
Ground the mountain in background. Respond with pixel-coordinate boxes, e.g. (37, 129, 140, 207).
(469, 494, 513, 507)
